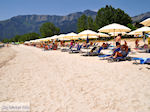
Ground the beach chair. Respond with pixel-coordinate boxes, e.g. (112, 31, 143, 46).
(98, 47, 121, 60)
(107, 55, 131, 62)
(85, 44, 90, 49)
(82, 47, 103, 56)
(136, 48, 150, 53)
(132, 57, 150, 64)
(61, 45, 73, 52)
(106, 50, 131, 62)
(80, 46, 96, 53)
(69, 45, 82, 53)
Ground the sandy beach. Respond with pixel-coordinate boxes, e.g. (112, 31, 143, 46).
(0, 41, 150, 112)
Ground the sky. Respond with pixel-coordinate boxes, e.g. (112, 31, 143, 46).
(0, 0, 150, 20)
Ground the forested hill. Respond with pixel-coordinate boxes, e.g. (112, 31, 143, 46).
(0, 10, 97, 40)
(0, 9, 150, 40)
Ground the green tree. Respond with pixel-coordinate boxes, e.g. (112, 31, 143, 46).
(87, 16, 95, 31)
(8, 32, 40, 42)
(20, 32, 40, 41)
(127, 23, 137, 31)
(95, 5, 132, 29)
(40, 22, 60, 37)
(2, 38, 10, 43)
(77, 14, 88, 33)
(133, 22, 143, 28)
(12, 35, 21, 42)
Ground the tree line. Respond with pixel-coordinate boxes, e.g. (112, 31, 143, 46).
(77, 5, 137, 33)
(2, 5, 139, 43)
(2, 22, 60, 43)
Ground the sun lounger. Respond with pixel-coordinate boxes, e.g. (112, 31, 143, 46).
(132, 57, 150, 64)
(61, 45, 73, 52)
(106, 50, 130, 62)
(98, 47, 121, 59)
(137, 49, 150, 53)
(107, 55, 131, 62)
(69, 45, 82, 53)
(80, 46, 96, 53)
(82, 47, 103, 56)
(99, 46, 131, 62)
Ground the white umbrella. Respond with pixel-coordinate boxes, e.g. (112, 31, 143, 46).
(128, 30, 142, 36)
(78, 35, 99, 39)
(64, 32, 78, 40)
(98, 23, 131, 34)
(78, 30, 98, 39)
(65, 32, 77, 37)
(97, 33, 110, 37)
(109, 32, 127, 36)
(50, 35, 58, 40)
(132, 26, 150, 33)
(30, 40, 37, 43)
(43, 37, 53, 41)
(57, 34, 70, 41)
(78, 30, 97, 35)
(140, 18, 150, 26)
(132, 26, 150, 43)
(24, 41, 30, 43)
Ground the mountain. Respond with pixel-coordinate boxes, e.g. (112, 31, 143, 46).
(0, 10, 97, 40)
(0, 10, 150, 40)
(132, 11, 150, 23)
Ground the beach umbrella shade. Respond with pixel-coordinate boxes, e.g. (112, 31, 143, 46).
(132, 26, 150, 33)
(127, 30, 142, 36)
(97, 33, 110, 37)
(57, 34, 70, 41)
(98, 23, 131, 34)
(43, 37, 53, 41)
(109, 32, 127, 36)
(140, 18, 150, 26)
(65, 32, 78, 40)
(77, 35, 99, 39)
(50, 35, 58, 40)
(78, 30, 98, 39)
(133, 26, 150, 43)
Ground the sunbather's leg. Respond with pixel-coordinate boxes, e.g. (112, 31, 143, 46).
(113, 52, 122, 58)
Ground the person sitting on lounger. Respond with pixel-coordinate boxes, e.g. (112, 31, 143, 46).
(101, 43, 109, 49)
(113, 44, 128, 58)
(90, 41, 93, 46)
(83, 43, 86, 48)
(74, 42, 78, 48)
(102, 43, 107, 48)
(135, 39, 139, 48)
(90, 46, 97, 53)
(70, 40, 74, 46)
(44, 44, 49, 50)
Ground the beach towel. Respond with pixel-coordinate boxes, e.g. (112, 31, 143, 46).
(132, 57, 150, 64)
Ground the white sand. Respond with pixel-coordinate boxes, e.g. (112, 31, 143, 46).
(0, 41, 150, 112)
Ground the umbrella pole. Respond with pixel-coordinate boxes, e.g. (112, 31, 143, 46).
(143, 32, 146, 44)
(113, 29, 115, 46)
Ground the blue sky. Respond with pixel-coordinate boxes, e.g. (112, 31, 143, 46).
(0, 0, 150, 20)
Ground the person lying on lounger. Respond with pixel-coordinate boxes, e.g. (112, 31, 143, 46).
(112, 44, 128, 58)
(90, 46, 97, 53)
(135, 39, 139, 48)
(101, 43, 110, 49)
(44, 44, 49, 50)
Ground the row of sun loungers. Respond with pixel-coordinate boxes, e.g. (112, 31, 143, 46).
(38, 43, 150, 64)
